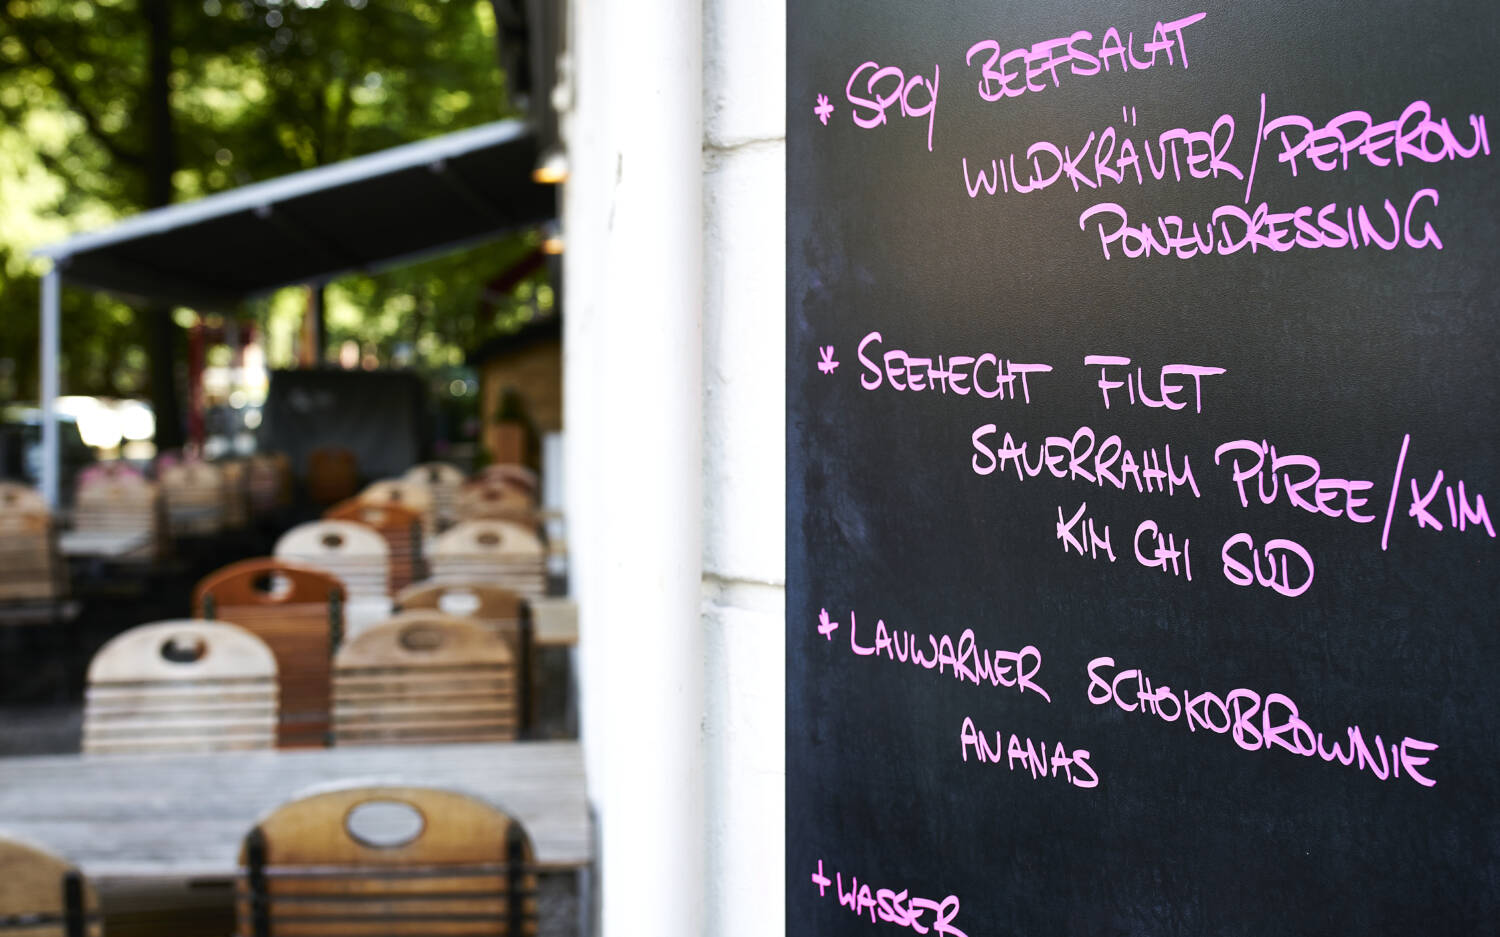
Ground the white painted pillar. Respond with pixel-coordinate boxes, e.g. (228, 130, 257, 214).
(591, 0, 705, 933)
(39, 267, 61, 507)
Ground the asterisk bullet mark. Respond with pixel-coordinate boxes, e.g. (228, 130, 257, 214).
(814, 93, 834, 126)
(817, 345, 839, 374)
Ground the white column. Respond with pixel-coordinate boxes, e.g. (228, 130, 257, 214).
(39, 267, 61, 507)
(591, 0, 705, 933)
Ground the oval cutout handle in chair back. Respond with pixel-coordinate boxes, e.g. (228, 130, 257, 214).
(334, 613, 510, 669)
(87, 619, 278, 684)
(194, 558, 345, 610)
(396, 581, 525, 622)
(274, 520, 387, 561)
(433, 520, 544, 558)
(241, 785, 529, 867)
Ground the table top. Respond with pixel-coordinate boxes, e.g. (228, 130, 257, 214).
(529, 597, 578, 647)
(57, 530, 151, 559)
(0, 741, 590, 881)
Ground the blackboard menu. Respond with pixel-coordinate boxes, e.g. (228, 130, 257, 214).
(786, 1, 1499, 933)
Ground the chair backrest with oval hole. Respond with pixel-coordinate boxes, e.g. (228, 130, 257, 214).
(0, 836, 102, 937)
(275, 520, 390, 597)
(235, 785, 537, 937)
(333, 614, 520, 745)
(0, 484, 64, 601)
(324, 500, 426, 595)
(359, 479, 437, 539)
(159, 461, 227, 536)
(403, 462, 464, 529)
(194, 559, 345, 749)
(455, 480, 537, 523)
(83, 620, 278, 755)
(74, 476, 166, 561)
(475, 463, 538, 494)
(428, 521, 546, 597)
(394, 580, 524, 648)
(0, 481, 48, 516)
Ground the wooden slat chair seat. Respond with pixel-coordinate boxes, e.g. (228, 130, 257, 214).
(195, 560, 345, 749)
(72, 476, 167, 562)
(236, 786, 538, 937)
(0, 837, 101, 937)
(428, 521, 546, 599)
(403, 463, 464, 530)
(333, 614, 521, 746)
(275, 521, 391, 638)
(0, 485, 65, 603)
(324, 501, 426, 597)
(83, 620, 278, 755)
(159, 461, 228, 536)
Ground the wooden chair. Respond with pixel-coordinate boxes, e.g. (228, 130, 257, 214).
(83, 619, 278, 755)
(306, 446, 360, 506)
(475, 464, 538, 498)
(359, 479, 437, 537)
(0, 836, 101, 936)
(325, 500, 426, 596)
(72, 474, 167, 563)
(429, 520, 546, 598)
(403, 462, 465, 529)
(332, 613, 523, 745)
(455, 479, 537, 524)
(247, 452, 293, 515)
(394, 581, 524, 643)
(274, 520, 391, 638)
(219, 459, 253, 529)
(235, 785, 538, 937)
(0, 484, 66, 602)
(195, 559, 345, 749)
(159, 461, 227, 536)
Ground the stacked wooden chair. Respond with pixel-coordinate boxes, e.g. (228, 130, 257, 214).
(82, 620, 278, 755)
(195, 559, 344, 749)
(455, 479, 537, 524)
(0, 836, 101, 937)
(359, 478, 437, 537)
(332, 613, 523, 745)
(395, 581, 525, 643)
(0, 483, 66, 602)
(404, 461, 465, 530)
(476, 463, 538, 499)
(72, 473, 166, 563)
(274, 520, 391, 637)
(429, 520, 547, 598)
(159, 461, 228, 537)
(236, 786, 538, 937)
(246, 452, 293, 515)
(218, 459, 253, 530)
(306, 446, 360, 506)
(325, 499, 426, 596)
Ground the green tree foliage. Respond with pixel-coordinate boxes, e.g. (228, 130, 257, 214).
(0, 0, 544, 407)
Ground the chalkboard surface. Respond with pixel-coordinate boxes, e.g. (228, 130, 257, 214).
(786, 2, 1499, 934)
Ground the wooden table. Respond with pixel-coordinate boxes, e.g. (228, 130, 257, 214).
(57, 530, 150, 560)
(0, 741, 591, 879)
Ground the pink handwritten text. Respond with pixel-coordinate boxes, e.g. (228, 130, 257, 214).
(1265, 100, 1489, 178)
(1086, 657, 1438, 787)
(1213, 439, 1377, 524)
(832, 609, 1052, 701)
(959, 716, 1099, 788)
(857, 331, 1052, 400)
(971, 424, 1202, 498)
(964, 13, 1207, 101)
(810, 859, 969, 936)
(1078, 188, 1444, 260)
(845, 61, 940, 153)
(1085, 355, 1224, 413)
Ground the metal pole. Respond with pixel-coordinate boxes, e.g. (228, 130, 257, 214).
(40, 267, 61, 508)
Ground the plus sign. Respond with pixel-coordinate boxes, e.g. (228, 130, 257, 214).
(811, 859, 832, 897)
(817, 608, 839, 640)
